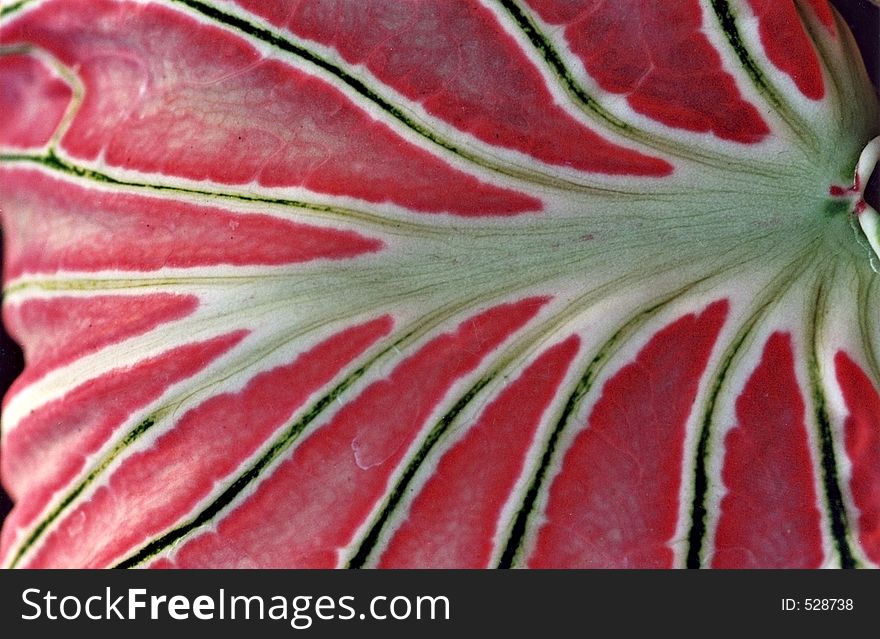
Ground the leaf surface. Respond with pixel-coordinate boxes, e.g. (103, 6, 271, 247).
(1, 0, 878, 568)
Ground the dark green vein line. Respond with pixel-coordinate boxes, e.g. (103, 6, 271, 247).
(685, 309, 766, 568)
(686, 383, 728, 566)
(12, 331, 396, 568)
(347, 375, 494, 568)
(495, 363, 591, 568)
(172, 0, 456, 152)
(0, 0, 32, 18)
(495, 0, 785, 173)
(708, 0, 816, 149)
(8, 417, 156, 568)
(5, 151, 328, 210)
(496, 295, 681, 568)
(113, 340, 405, 569)
(496, 0, 629, 132)
(173, 0, 683, 194)
(686, 249, 825, 567)
(1, 152, 431, 234)
(170, 0, 569, 189)
(807, 273, 856, 568)
(708, 0, 779, 106)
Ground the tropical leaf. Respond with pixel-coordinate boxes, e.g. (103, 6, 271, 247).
(0, 0, 878, 569)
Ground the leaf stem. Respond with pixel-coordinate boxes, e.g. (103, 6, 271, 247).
(855, 137, 880, 270)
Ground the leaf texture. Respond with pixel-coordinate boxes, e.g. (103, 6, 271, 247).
(1, 0, 879, 568)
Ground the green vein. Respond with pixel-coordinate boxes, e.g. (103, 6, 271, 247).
(684, 291, 778, 566)
(495, 0, 629, 132)
(685, 247, 826, 567)
(7, 309, 373, 567)
(114, 336, 405, 569)
(112, 287, 537, 568)
(7, 416, 156, 568)
(495, 0, 789, 174)
(0, 152, 443, 236)
(346, 375, 494, 568)
(496, 285, 698, 567)
(858, 274, 880, 386)
(708, 0, 818, 151)
(169, 0, 616, 193)
(807, 266, 856, 568)
(0, 0, 32, 19)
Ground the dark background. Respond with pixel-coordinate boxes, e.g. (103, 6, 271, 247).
(0, 0, 878, 534)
